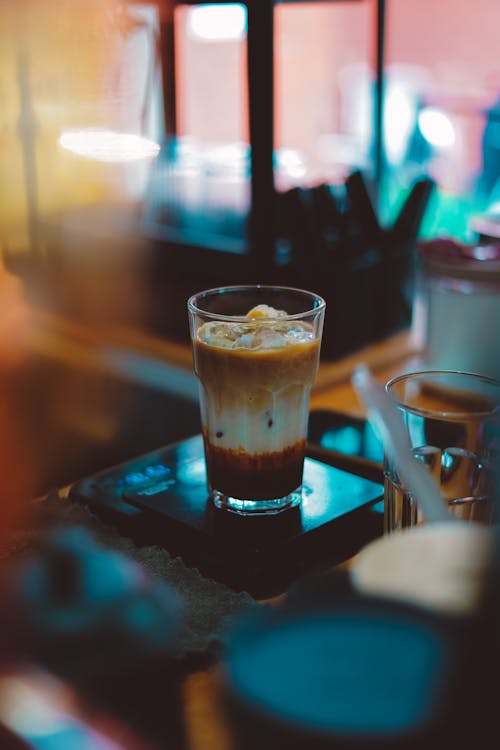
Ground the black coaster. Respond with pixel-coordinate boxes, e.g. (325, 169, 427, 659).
(69, 435, 383, 597)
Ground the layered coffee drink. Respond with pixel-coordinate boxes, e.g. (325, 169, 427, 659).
(188, 287, 325, 514)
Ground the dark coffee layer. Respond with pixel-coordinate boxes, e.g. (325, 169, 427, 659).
(204, 437, 305, 501)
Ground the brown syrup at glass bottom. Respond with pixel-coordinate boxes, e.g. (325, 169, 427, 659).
(203, 437, 306, 501)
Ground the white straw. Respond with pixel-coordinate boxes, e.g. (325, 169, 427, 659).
(352, 365, 451, 524)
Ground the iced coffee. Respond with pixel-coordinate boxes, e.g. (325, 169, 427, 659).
(188, 287, 325, 514)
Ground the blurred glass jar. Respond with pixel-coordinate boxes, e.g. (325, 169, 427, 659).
(415, 239, 500, 381)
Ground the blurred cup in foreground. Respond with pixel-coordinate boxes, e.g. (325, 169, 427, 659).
(351, 521, 494, 617)
(384, 370, 500, 533)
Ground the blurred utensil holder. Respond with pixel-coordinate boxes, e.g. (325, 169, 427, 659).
(275, 172, 433, 359)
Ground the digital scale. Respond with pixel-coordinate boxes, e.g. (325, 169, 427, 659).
(69, 434, 383, 598)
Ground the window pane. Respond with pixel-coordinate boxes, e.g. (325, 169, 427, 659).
(145, 3, 250, 251)
(274, 1, 375, 192)
(383, 0, 500, 240)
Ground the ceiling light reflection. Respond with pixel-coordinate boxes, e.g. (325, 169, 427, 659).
(59, 128, 160, 163)
(188, 4, 247, 42)
(418, 108, 456, 149)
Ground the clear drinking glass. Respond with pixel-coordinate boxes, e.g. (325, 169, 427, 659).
(384, 370, 500, 533)
(188, 285, 325, 514)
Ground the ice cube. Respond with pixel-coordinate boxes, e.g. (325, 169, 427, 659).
(233, 333, 262, 349)
(286, 324, 315, 344)
(245, 304, 288, 319)
(198, 321, 239, 347)
(257, 328, 289, 349)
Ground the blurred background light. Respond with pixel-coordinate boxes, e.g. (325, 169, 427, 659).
(383, 83, 415, 165)
(58, 129, 160, 163)
(418, 107, 456, 149)
(187, 3, 247, 43)
(277, 148, 307, 180)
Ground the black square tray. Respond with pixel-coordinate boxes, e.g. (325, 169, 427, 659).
(69, 435, 383, 598)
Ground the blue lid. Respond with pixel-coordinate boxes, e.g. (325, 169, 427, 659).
(224, 605, 452, 743)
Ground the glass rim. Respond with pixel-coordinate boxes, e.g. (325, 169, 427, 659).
(187, 284, 326, 322)
(385, 369, 500, 420)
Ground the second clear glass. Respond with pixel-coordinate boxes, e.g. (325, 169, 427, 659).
(384, 370, 500, 533)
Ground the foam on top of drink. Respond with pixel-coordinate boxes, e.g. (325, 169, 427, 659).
(197, 305, 316, 351)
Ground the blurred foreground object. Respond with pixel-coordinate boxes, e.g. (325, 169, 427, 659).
(0, 259, 32, 372)
(0, 527, 187, 750)
(351, 521, 494, 616)
(0, 258, 34, 540)
(0, 670, 156, 750)
(219, 504, 500, 749)
(218, 588, 483, 750)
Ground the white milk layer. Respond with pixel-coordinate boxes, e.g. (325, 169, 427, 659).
(199, 382, 311, 454)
